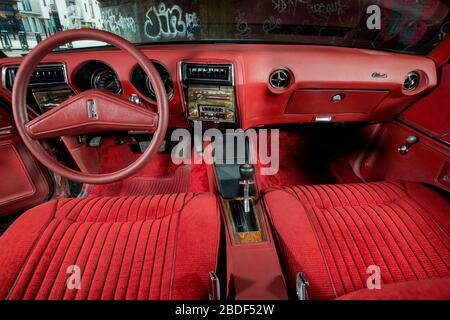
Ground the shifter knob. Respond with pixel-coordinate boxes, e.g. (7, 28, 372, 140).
(239, 163, 254, 181)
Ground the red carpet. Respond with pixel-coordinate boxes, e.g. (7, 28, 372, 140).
(88, 136, 209, 197)
(258, 126, 362, 190)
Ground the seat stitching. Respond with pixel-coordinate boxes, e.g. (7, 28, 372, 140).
(146, 218, 163, 299)
(340, 184, 409, 281)
(125, 197, 138, 221)
(321, 184, 368, 288)
(63, 221, 112, 299)
(363, 203, 419, 280)
(303, 186, 348, 293)
(358, 184, 424, 279)
(111, 197, 127, 222)
(168, 212, 182, 300)
(313, 185, 358, 293)
(318, 185, 364, 290)
(38, 221, 82, 299)
(135, 196, 146, 221)
(400, 197, 450, 247)
(18, 218, 70, 299)
(296, 186, 339, 297)
(91, 221, 127, 299)
(153, 194, 165, 220)
(135, 219, 155, 299)
(99, 220, 132, 299)
(59, 221, 98, 299)
(163, 194, 172, 217)
(74, 221, 117, 299)
(393, 200, 450, 271)
(388, 201, 446, 277)
(157, 213, 174, 299)
(70, 198, 96, 221)
(399, 186, 450, 243)
(117, 220, 146, 299)
(333, 184, 396, 283)
(380, 182, 404, 199)
(168, 193, 191, 300)
(5, 201, 59, 299)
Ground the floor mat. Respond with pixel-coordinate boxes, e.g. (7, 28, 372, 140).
(88, 136, 210, 197)
(123, 165, 191, 196)
(258, 125, 363, 190)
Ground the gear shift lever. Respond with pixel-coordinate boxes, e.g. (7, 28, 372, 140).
(239, 163, 255, 213)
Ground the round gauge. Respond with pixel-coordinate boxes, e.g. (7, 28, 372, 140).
(91, 69, 122, 93)
(146, 62, 174, 100)
(130, 62, 174, 101)
(146, 72, 174, 100)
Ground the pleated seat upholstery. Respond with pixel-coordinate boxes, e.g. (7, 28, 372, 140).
(263, 181, 450, 299)
(0, 193, 220, 300)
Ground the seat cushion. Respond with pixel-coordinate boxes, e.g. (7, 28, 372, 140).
(0, 193, 220, 300)
(337, 277, 450, 300)
(263, 181, 450, 299)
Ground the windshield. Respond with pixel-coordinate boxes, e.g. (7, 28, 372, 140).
(1, 0, 449, 57)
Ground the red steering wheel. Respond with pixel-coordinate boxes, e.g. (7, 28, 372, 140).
(12, 29, 169, 185)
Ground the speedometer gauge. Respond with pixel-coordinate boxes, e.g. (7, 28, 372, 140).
(91, 69, 122, 94)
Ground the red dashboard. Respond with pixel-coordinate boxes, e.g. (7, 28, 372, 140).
(0, 43, 438, 129)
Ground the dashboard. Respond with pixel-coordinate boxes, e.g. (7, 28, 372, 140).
(0, 43, 438, 130)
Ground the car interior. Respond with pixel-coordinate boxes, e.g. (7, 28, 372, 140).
(0, 0, 449, 301)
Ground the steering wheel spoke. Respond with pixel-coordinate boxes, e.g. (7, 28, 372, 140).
(25, 90, 158, 139)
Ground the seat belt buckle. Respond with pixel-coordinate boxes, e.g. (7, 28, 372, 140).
(296, 272, 309, 300)
(209, 271, 221, 300)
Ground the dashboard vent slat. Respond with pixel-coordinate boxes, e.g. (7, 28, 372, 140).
(403, 71, 420, 91)
(3, 64, 67, 91)
(269, 69, 290, 89)
(183, 63, 232, 84)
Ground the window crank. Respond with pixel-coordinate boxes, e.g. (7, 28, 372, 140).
(398, 136, 419, 155)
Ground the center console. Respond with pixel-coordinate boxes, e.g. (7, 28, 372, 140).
(209, 132, 289, 299)
(180, 62, 236, 124)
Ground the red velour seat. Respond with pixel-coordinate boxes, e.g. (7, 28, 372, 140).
(0, 193, 220, 300)
(263, 181, 450, 299)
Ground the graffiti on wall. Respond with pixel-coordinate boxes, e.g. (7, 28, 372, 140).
(306, 0, 348, 16)
(144, 3, 200, 40)
(263, 16, 282, 34)
(272, 0, 310, 17)
(101, 8, 137, 35)
(380, 0, 440, 47)
(235, 11, 252, 39)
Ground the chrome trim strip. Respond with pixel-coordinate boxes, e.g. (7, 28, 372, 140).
(0, 125, 13, 136)
(314, 115, 333, 122)
(182, 63, 233, 84)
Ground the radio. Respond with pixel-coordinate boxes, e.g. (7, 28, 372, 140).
(187, 85, 235, 123)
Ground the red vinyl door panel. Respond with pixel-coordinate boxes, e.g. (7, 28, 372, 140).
(0, 107, 52, 216)
(362, 121, 450, 192)
(400, 64, 450, 144)
(363, 63, 450, 191)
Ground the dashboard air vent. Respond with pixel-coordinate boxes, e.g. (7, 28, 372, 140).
(403, 71, 420, 91)
(3, 64, 67, 91)
(182, 63, 232, 84)
(269, 69, 290, 89)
